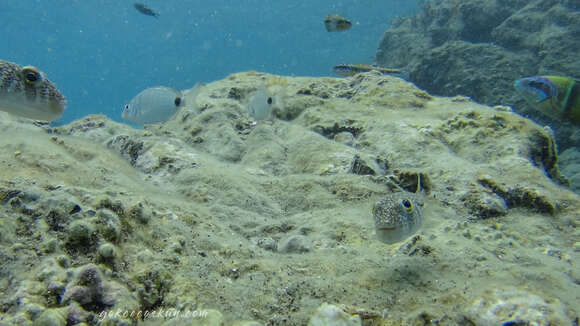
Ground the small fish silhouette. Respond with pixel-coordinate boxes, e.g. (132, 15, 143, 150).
(333, 63, 401, 77)
(324, 14, 352, 32)
(134, 3, 160, 18)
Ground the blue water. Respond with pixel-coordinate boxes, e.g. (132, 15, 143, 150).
(2, 0, 419, 124)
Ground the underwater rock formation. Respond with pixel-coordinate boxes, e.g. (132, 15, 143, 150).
(465, 288, 572, 325)
(0, 71, 578, 324)
(307, 303, 361, 326)
(375, 0, 580, 156)
(376, 0, 579, 106)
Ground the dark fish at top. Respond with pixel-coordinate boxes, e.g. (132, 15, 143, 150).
(324, 14, 352, 32)
(134, 3, 159, 18)
(514, 76, 580, 125)
(333, 64, 401, 77)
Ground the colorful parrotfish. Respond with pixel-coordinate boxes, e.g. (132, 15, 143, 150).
(514, 76, 580, 124)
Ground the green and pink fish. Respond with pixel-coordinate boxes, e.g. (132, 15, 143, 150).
(514, 76, 580, 124)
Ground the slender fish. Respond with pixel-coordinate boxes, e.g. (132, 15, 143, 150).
(134, 3, 160, 18)
(333, 63, 401, 77)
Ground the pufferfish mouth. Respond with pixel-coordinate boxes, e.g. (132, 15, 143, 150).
(377, 226, 397, 230)
(0, 96, 64, 121)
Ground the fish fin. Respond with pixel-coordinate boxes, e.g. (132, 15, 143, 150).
(561, 80, 578, 114)
(536, 96, 552, 104)
(183, 82, 203, 110)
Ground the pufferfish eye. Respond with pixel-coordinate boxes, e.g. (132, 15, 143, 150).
(401, 199, 413, 212)
(21, 66, 43, 84)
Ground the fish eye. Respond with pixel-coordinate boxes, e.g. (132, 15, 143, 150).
(26, 71, 39, 82)
(22, 66, 43, 84)
(401, 199, 413, 212)
(267, 97, 273, 105)
(123, 104, 130, 111)
(174, 97, 181, 106)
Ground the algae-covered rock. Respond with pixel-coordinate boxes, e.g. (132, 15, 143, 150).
(154, 309, 224, 326)
(559, 147, 580, 192)
(59, 264, 138, 324)
(256, 237, 277, 252)
(134, 265, 173, 311)
(124, 201, 151, 224)
(230, 321, 263, 326)
(95, 209, 122, 242)
(2, 71, 580, 325)
(65, 220, 96, 250)
(465, 288, 572, 325)
(461, 187, 508, 219)
(189, 309, 223, 326)
(62, 264, 105, 310)
(279, 235, 312, 253)
(527, 126, 569, 187)
(307, 303, 362, 326)
(375, 0, 580, 164)
(97, 242, 118, 264)
(477, 175, 558, 215)
(376, 0, 579, 111)
(32, 307, 68, 326)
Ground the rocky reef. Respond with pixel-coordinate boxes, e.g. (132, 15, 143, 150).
(375, 0, 580, 179)
(0, 71, 578, 325)
(376, 0, 579, 108)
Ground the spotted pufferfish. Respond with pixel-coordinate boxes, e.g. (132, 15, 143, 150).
(372, 192, 424, 244)
(0, 59, 66, 122)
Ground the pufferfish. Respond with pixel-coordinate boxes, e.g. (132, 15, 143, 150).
(514, 76, 580, 125)
(372, 192, 424, 244)
(0, 59, 66, 122)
